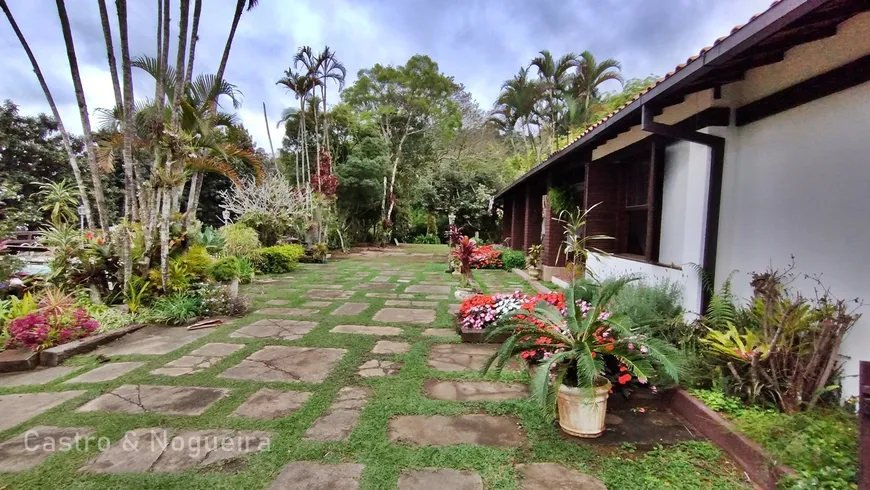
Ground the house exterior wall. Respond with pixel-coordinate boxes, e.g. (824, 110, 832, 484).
(586, 139, 710, 316)
(715, 80, 870, 400)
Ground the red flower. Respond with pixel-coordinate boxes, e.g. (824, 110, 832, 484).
(605, 344, 614, 352)
(618, 374, 632, 385)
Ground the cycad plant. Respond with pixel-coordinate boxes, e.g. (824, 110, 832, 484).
(482, 277, 681, 419)
(556, 203, 612, 279)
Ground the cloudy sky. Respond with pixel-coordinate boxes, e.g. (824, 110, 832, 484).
(1, 0, 771, 150)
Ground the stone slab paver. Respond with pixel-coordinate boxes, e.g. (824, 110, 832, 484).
(385, 300, 438, 307)
(265, 299, 289, 306)
(305, 284, 343, 290)
(96, 326, 209, 356)
(232, 388, 310, 420)
(398, 468, 484, 490)
(0, 391, 85, 431)
(372, 340, 411, 354)
(373, 308, 435, 324)
(371, 276, 390, 282)
(423, 380, 528, 401)
(363, 283, 396, 291)
(331, 325, 403, 336)
(254, 307, 319, 317)
(426, 295, 449, 300)
(231, 319, 317, 340)
(0, 366, 76, 387)
(77, 385, 229, 415)
(64, 362, 145, 384)
(405, 285, 451, 295)
(80, 428, 272, 474)
(331, 303, 369, 316)
(448, 304, 461, 315)
(304, 387, 371, 441)
(151, 343, 243, 377)
(269, 461, 364, 490)
(219, 346, 346, 383)
(389, 414, 526, 447)
(357, 359, 399, 377)
(422, 329, 458, 338)
(307, 289, 354, 300)
(303, 301, 332, 308)
(0, 426, 95, 472)
(515, 463, 606, 490)
(427, 344, 499, 371)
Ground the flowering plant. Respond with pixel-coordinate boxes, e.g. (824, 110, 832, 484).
(480, 277, 680, 417)
(469, 245, 503, 269)
(5, 307, 99, 351)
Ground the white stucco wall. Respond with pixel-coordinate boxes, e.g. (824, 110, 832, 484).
(716, 81, 870, 399)
(588, 139, 712, 317)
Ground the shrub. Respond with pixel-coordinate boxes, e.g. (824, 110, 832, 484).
(5, 307, 99, 351)
(148, 258, 194, 293)
(412, 234, 441, 244)
(237, 257, 255, 284)
(199, 285, 251, 317)
(195, 226, 226, 254)
(502, 250, 525, 270)
(148, 293, 203, 326)
(92, 308, 139, 333)
(254, 244, 304, 274)
(181, 245, 213, 280)
(210, 256, 241, 283)
(219, 223, 261, 257)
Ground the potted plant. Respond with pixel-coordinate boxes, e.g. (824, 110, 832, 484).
(210, 256, 241, 298)
(526, 244, 543, 279)
(444, 224, 464, 273)
(481, 277, 680, 438)
(312, 242, 329, 263)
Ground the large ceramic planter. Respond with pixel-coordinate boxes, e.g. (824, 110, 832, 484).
(556, 378, 612, 438)
(527, 267, 541, 280)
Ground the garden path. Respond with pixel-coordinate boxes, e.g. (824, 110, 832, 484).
(0, 244, 749, 489)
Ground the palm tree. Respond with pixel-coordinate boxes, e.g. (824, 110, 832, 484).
(571, 51, 623, 126)
(314, 46, 346, 155)
(0, 0, 94, 229)
(530, 50, 577, 143)
(215, 0, 259, 85)
(495, 67, 543, 161)
(55, 0, 110, 232)
(277, 67, 320, 191)
(293, 46, 321, 150)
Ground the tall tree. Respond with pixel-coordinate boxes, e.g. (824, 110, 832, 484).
(215, 0, 259, 85)
(0, 0, 94, 228)
(114, 0, 138, 286)
(55, 0, 110, 231)
(184, 0, 202, 86)
(276, 68, 319, 190)
(342, 55, 459, 239)
(530, 50, 577, 145)
(572, 50, 623, 123)
(314, 46, 346, 156)
(493, 67, 542, 161)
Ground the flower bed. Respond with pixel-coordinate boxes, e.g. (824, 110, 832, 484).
(469, 245, 503, 269)
(5, 307, 99, 351)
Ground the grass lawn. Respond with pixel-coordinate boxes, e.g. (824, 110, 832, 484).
(0, 245, 750, 489)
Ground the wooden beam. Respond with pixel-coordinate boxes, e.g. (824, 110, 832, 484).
(736, 53, 870, 126)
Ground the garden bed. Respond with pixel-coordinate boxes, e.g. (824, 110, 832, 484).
(457, 326, 510, 344)
(39, 323, 148, 367)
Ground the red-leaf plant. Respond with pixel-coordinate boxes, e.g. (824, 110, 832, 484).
(451, 236, 477, 289)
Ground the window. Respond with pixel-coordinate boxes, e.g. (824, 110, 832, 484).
(616, 145, 662, 261)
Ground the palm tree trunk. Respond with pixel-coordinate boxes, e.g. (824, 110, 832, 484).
(115, 0, 138, 288)
(161, 0, 190, 290)
(184, 0, 201, 86)
(1, 0, 95, 229)
(321, 84, 330, 158)
(215, 0, 245, 84)
(99, 0, 138, 224)
(56, 0, 110, 232)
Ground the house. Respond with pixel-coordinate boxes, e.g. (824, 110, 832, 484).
(494, 0, 870, 399)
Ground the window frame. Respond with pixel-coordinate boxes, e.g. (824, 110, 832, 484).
(614, 141, 664, 263)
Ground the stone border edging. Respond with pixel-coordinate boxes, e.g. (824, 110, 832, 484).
(39, 323, 148, 367)
(665, 387, 794, 489)
(511, 268, 552, 294)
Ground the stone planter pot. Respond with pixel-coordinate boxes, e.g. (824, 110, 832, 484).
(556, 378, 612, 438)
(527, 267, 541, 280)
(458, 327, 510, 344)
(454, 288, 475, 301)
(227, 278, 240, 298)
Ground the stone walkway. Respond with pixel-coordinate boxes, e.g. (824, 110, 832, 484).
(0, 245, 737, 489)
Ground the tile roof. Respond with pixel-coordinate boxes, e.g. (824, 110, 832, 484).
(499, 0, 786, 195)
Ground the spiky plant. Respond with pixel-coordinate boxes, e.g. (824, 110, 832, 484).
(556, 202, 613, 279)
(481, 276, 681, 419)
(452, 236, 476, 288)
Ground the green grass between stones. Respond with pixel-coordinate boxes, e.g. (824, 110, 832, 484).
(0, 245, 749, 489)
